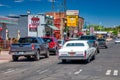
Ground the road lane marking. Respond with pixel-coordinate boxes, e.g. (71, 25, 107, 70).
(106, 70, 111, 75)
(74, 69, 82, 75)
(113, 70, 118, 76)
(39, 69, 48, 74)
(3, 69, 15, 74)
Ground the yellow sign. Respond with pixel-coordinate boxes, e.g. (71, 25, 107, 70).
(67, 15, 78, 27)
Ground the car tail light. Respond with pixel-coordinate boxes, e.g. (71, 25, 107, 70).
(84, 51, 86, 58)
(32, 44, 35, 50)
(49, 42, 55, 48)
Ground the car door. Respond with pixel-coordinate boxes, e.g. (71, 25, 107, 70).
(37, 38, 46, 54)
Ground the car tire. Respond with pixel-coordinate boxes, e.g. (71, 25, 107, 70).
(105, 46, 108, 49)
(54, 48, 58, 55)
(26, 56, 31, 60)
(12, 55, 18, 61)
(85, 57, 91, 63)
(45, 50, 49, 58)
(92, 54, 95, 60)
(34, 50, 40, 61)
(62, 59, 66, 63)
(97, 48, 100, 53)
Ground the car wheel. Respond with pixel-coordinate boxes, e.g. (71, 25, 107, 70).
(54, 48, 58, 55)
(26, 56, 31, 60)
(62, 59, 66, 63)
(97, 48, 100, 53)
(45, 50, 49, 58)
(105, 46, 108, 49)
(12, 55, 19, 61)
(92, 54, 95, 60)
(34, 50, 40, 61)
(85, 57, 91, 63)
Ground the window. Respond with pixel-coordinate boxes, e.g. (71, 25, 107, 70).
(66, 43, 84, 47)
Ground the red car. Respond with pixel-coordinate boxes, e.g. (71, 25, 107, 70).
(42, 36, 58, 55)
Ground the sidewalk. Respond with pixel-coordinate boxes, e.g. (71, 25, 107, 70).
(0, 51, 12, 64)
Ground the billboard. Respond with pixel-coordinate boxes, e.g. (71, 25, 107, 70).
(28, 15, 40, 32)
(66, 15, 78, 27)
(66, 10, 79, 15)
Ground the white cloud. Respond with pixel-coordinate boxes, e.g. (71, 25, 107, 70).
(30, 0, 41, 1)
(0, 4, 9, 7)
(48, 0, 56, 2)
(14, 0, 24, 2)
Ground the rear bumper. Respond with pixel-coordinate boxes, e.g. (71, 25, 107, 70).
(48, 47, 56, 52)
(9, 51, 36, 56)
(58, 56, 87, 60)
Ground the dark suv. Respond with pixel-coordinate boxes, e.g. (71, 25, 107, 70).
(97, 38, 108, 48)
(78, 35, 100, 53)
(42, 36, 58, 55)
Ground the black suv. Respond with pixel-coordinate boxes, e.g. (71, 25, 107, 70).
(78, 35, 100, 53)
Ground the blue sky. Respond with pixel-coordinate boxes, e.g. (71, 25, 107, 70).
(0, 0, 120, 27)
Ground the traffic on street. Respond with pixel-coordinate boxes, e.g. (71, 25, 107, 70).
(0, 0, 120, 80)
(0, 40, 120, 80)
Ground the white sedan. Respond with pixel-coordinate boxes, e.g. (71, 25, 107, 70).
(58, 40, 96, 63)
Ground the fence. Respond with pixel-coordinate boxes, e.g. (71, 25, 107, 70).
(0, 40, 11, 50)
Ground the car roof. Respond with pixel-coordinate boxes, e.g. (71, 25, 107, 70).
(65, 40, 88, 43)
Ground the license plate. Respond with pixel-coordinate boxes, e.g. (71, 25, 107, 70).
(69, 52, 75, 56)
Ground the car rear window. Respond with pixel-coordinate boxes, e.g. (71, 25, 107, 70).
(97, 39, 105, 41)
(58, 41, 62, 44)
(18, 38, 37, 43)
(66, 43, 84, 47)
(79, 36, 96, 40)
(42, 38, 53, 43)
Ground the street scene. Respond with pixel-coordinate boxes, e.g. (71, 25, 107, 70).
(0, 0, 120, 80)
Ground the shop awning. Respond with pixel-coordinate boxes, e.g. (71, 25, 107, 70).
(48, 25, 59, 30)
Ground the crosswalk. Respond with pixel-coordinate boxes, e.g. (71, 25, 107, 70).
(106, 70, 119, 76)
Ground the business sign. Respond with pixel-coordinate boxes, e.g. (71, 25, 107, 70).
(28, 15, 40, 32)
(90, 27, 94, 35)
(67, 15, 78, 27)
(66, 10, 79, 15)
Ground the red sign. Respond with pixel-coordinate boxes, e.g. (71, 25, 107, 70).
(54, 18, 61, 29)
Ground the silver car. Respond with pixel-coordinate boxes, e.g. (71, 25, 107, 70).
(115, 38, 120, 44)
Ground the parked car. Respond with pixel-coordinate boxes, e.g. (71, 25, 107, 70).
(58, 40, 96, 63)
(42, 36, 58, 54)
(114, 38, 120, 44)
(78, 35, 100, 53)
(97, 38, 108, 48)
(58, 39, 65, 49)
(9, 37, 49, 61)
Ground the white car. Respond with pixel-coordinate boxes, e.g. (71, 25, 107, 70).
(58, 40, 96, 63)
(115, 38, 120, 44)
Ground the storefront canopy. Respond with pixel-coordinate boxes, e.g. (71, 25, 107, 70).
(48, 25, 59, 30)
(0, 16, 18, 24)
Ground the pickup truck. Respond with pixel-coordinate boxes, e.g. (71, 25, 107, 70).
(9, 37, 49, 61)
(78, 35, 100, 53)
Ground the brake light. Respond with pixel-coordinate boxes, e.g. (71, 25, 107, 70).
(49, 42, 55, 48)
(32, 44, 35, 50)
(84, 51, 86, 58)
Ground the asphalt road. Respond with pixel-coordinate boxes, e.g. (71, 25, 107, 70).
(0, 40, 120, 80)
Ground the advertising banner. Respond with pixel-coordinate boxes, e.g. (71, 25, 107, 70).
(66, 15, 78, 27)
(66, 10, 79, 15)
(28, 15, 40, 32)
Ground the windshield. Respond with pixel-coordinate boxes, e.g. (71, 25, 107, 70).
(79, 36, 96, 40)
(18, 38, 37, 43)
(42, 38, 53, 43)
